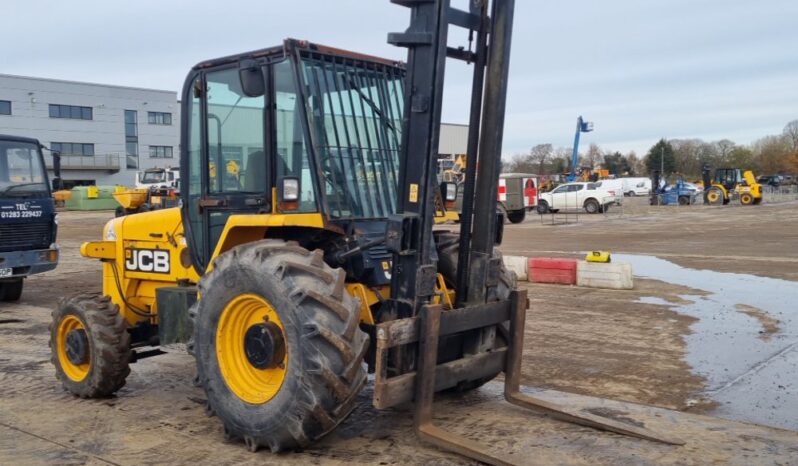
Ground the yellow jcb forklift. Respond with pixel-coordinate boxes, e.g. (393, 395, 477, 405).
(50, 1, 680, 463)
(703, 166, 763, 205)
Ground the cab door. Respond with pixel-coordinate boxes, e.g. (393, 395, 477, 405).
(182, 66, 270, 273)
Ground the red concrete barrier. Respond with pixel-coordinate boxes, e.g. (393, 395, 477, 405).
(528, 257, 577, 285)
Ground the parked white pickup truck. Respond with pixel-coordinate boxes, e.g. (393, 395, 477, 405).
(537, 182, 618, 214)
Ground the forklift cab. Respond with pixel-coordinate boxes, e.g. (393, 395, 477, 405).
(714, 168, 744, 190)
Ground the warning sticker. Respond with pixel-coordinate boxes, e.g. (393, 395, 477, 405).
(409, 183, 419, 203)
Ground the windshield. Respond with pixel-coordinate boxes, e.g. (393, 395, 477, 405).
(141, 171, 166, 183)
(0, 140, 48, 197)
(301, 53, 405, 219)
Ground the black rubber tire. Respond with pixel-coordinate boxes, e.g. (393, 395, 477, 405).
(678, 196, 690, 206)
(584, 199, 600, 214)
(193, 240, 369, 453)
(498, 204, 508, 224)
(114, 206, 126, 217)
(537, 200, 550, 215)
(740, 193, 754, 205)
(50, 293, 131, 398)
(137, 203, 151, 213)
(627, 191, 636, 197)
(507, 209, 526, 224)
(434, 232, 517, 392)
(0, 278, 23, 302)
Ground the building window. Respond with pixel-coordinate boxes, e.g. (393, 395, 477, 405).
(51, 142, 95, 156)
(49, 104, 92, 120)
(149, 145, 173, 158)
(148, 111, 172, 125)
(125, 110, 139, 169)
(0, 100, 10, 115)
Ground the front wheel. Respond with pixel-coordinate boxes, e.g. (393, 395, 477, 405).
(0, 278, 23, 302)
(193, 240, 368, 452)
(627, 191, 636, 197)
(678, 195, 691, 206)
(740, 193, 754, 205)
(50, 294, 131, 397)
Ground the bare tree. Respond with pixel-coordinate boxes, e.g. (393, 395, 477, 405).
(583, 143, 603, 169)
(529, 143, 553, 175)
(784, 120, 798, 152)
(715, 139, 736, 162)
(626, 151, 644, 176)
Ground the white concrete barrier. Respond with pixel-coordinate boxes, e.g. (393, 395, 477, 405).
(503, 255, 528, 281)
(576, 261, 634, 290)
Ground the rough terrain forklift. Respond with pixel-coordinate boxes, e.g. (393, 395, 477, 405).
(703, 166, 762, 205)
(50, 1, 678, 463)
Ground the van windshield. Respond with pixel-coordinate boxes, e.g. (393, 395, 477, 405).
(0, 140, 48, 197)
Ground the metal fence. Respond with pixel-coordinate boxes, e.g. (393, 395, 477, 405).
(537, 194, 624, 225)
(762, 185, 798, 204)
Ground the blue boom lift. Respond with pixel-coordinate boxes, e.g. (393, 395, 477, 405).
(567, 116, 594, 182)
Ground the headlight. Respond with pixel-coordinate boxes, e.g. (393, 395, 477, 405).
(105, 220, 117, 241)
(280, 177, 300, 202)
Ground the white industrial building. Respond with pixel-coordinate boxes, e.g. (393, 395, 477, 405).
(0, 73, 179, 187)
(1, 73, 466, 188)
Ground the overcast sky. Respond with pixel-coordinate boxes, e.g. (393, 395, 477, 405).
(3, 0, 797, 158)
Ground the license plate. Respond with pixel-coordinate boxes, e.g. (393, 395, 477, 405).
(0, 268, 12, 278)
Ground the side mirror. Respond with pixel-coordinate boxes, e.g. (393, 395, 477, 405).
(239, 59, 265, 97)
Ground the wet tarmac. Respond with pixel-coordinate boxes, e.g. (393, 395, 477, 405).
(620, 254, 798, 430)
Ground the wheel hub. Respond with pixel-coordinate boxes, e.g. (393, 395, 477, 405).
(65, 328, 89, 365)
(244, 322, 285, 369)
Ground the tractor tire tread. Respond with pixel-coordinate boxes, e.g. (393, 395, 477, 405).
(50, 293, 131, 398)
(193, 240, 368, 453)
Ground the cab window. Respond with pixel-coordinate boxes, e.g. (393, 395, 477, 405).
(274, 60, 317, 212)
(206, 68, 267, 194)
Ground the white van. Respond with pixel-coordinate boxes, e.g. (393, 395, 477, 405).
(621, 177, 651, 196)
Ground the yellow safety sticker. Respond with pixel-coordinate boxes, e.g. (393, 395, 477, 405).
(409, 183, 419, 203)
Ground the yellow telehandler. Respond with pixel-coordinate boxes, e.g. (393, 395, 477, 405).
(49, 1, 679, 463)
(704, 168, 763, 205)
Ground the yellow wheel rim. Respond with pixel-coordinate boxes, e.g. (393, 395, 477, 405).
(216, 294, 288, 404)
(741, 194, 752, 204)
(707, 190, 720, 202)
(56, 315, 90, 382)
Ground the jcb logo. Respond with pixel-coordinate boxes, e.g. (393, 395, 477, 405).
(125, 249, 170, 274)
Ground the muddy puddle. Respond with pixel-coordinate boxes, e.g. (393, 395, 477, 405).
(616, 254, 798, 431)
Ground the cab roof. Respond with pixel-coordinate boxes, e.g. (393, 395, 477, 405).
(0, 134, 41, 146)
(192, 38, 405, 71)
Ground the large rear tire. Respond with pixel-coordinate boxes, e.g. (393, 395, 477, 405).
(50, 293, 131, 398)
(706, 187, 724, 205)
(193, 240, 368, 452)
(434, 232, 517, 391)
